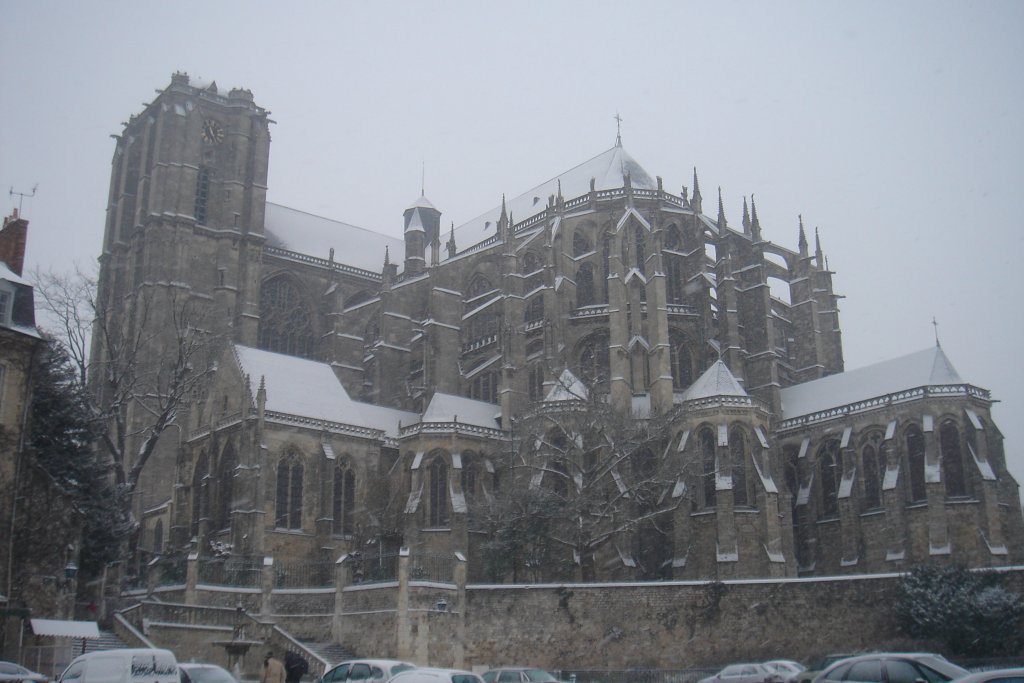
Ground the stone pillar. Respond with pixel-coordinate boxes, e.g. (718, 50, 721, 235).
(331, 554, 350, 643)
(922, 420, 950, 555)
(261, 556, 274, 617)
(396, 547, 412, 661)
(186, 552, 199, 604)
(453, 552, 467, 669)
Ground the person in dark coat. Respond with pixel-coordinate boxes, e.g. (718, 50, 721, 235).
(284, 651, 309, 683)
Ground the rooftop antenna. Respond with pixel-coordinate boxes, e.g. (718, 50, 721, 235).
(421, 160, 425, 197)
(9, 184, 38, 213)
(932, 316, 941, 347)
(614, 112, 623, 147)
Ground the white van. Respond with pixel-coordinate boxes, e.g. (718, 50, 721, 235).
(57, 648, 179, 683)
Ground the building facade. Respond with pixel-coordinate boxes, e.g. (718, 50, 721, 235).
(96, 73, 1023, 584)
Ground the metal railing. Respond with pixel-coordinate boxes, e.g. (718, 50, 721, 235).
(197, 558, 263, 587)
(275, 560, 335, 588)
(409, 553, 454, 583)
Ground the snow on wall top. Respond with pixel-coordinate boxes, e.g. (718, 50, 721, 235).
(681, 360, 747, 401)
(357, 402, 419, 439)
(448, 145, 657, 256)
(0, 260, 30, 286)
(408, 195, 436, 210)
(263, 202, 402, 273)
(422, 392, 502, 430)
(234, 345, 368, 425)
(546, 368, 589, 402)
(780, 345, 965, 419)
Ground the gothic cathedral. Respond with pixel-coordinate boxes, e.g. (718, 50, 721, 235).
(95, 73, 1023, 583)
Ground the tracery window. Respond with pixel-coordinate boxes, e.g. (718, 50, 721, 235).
(191, 452, 209, 538)
(216, 443, 237, 531)
(469, 370, 498, 404)
(940, 420, 967, 497)
(601, 233, 612, 301)
(577, 332, 610, 391)
(194, 166, 210, 225)
(522, 251, 544, 291)
(467, 273, 493, 300)
(700, 427, 717, 508)
(573, 231, 591, 257)
(906, 426, 926, 503)
(525, 295, 544, 323)
(818, 439, 841, 517)
(152, 520, 163, 554)
(634, 226, 646, 270)
(576, 262, 596, 307)
(275, 451, 304, 530)
(665, 256, 684, 304)
(528, 362, 544, 401)
(258, 276, 315, 358)
(862, 443, 883, 509)
(332, 464, 356, 535)
(428, 456, 449, 527)
(730, 428, 749, 507)
(664, 224, 681, 251)
(461, 454, 477, 500)
(669, 331, 694, 389)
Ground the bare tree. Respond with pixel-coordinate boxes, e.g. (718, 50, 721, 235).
(480, 374, 690, 582)
(33, 267, 216, 552)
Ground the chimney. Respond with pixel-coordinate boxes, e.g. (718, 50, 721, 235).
(0, 209, 29, 275)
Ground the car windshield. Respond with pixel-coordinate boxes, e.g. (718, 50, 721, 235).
(525, 672, 557, 683)
(0, 665, 30, 675)
(182, 667, 235, 683)
(390, 667, 415, 677)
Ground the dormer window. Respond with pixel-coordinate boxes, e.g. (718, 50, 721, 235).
(0, 283, 13, 327)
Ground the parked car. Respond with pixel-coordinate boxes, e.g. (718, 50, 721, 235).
(790, 655, 856, 683)
(57, 648, 179, 683)
(812, 653, 968, 683)
(390, 669, 483, 683)
(319, 660, 416, 683)
(482, 669, 559, 683)
(764, 662, 806, 683)
(179, 663, 238, 683)
(949, 669, 1024, 683)
(0, 662, 48, 683)
(699, 663, 784, 683)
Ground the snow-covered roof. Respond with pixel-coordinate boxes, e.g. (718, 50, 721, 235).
(421, 392, 502, 429)
(0, 261, 30, 286)
(408, 195, 436, 210)
(681, 360, 747, 401)
(234, 345, 369, 424)
(449, 145, 657, 255)
(545, 368, 589, 402)
(263, 202, 402, 274)
(356, 402, 419, 439)
(780, 346, 965, 419)
(30, 619, 100, 639)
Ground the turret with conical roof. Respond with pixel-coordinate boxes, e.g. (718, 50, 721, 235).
(403, 194, 441, 276)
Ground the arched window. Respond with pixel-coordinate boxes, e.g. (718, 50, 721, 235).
(528, 362, 544, 401)
(191, 452, 209, 538)
(428, 457, 449, 527)
(550, 460, 569, 499)
(601, 233, 612, 302)
(194, 166, 210, 225)
(152, 519, 163, 554)
(469, 370, 498, 404)
(577, 332, 610, 391)
(461, 454, 477, 501)
(862, 444, 882, 509)
(525, 295, 544, 323)
(522, 251, 544, 291)
(345, 290, 373, 308)
(576, 262, 596, 307)
(332, 465, 356, 535)
(634, 226, 647, 270)
(700, 427, 717, 508)
(216, 443, 237, 531)
(664, 224, 681, 251)
(275, 451, 304, 530)
(361, 358, 376, 402)
(818, 440, 841, 517)
(466, 273, 492, 300)
(730, 428, 749, 507)
(258, 276, 315, 358)
(940, 420, 967, 497)
(906, 426, 926, 503)
(665, 255, 684, 304)
(669, 331, 694, 389)
(467, 310, 499, 344)
(573, 231, 591, 257)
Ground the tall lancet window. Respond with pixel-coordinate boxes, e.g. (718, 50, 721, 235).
(275, 451, 304, 530)
(258, 276, 315, 358)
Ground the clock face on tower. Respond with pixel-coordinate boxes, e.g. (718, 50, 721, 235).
(201, 118, 225, 144)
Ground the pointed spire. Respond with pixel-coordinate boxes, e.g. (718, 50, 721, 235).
(499, 194, 507, 223)
(447, 221, 457, 258)
(614, 112, 623, 147)
(814, 227, 823, 268)
(384, 245, 390, 266)
(716, 187, 727, 231)
(691, 168, 702, 214)
(750, 194, 761, 240)
(557, 178, 563, 200)
(742, 196, 751, 235)
(932, 316, 941, 347)
(798, 215, 808, 256)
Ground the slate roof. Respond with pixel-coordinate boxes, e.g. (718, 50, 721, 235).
(779, 345, 965, 419)
(681, 360, 747, 401)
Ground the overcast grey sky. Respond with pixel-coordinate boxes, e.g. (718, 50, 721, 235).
(2, 0, 1022, 487)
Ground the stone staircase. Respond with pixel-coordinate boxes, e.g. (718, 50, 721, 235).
(83, 629, 131, 653)
(299, 641, 355, 667)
